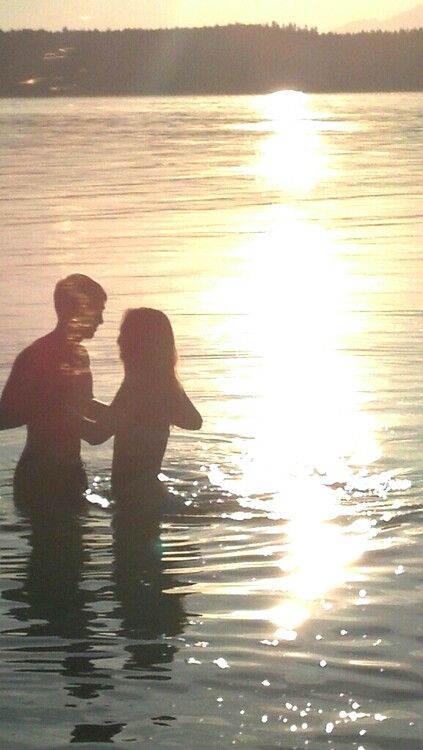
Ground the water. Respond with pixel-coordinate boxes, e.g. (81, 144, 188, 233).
(1, 92, 423, 748)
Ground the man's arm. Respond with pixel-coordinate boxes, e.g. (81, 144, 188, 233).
(0, 352, 30, 430)
(67, 398, 117, 446)
(79, 411, 115, 445)
(84, 399, 109, 421)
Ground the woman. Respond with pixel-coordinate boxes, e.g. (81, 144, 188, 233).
(79, 308, 202, 516)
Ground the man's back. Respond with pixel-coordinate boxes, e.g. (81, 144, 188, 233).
(0, 329, 93, 464)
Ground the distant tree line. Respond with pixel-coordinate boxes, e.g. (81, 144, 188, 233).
(0, 24, 422, 96)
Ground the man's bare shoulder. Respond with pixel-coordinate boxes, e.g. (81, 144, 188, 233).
(9, 332, 91, 391)
(13, 331, 59, 367)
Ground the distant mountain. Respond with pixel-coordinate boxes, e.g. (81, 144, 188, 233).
(334, 4, 423, 33)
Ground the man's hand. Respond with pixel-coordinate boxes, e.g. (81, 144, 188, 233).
(84, 399, 109, 421)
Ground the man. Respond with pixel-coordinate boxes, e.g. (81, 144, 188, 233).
(0, 274, 107, 511)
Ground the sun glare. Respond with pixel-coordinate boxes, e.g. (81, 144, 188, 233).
(206, 204, 382, 637)
(208, 204, 380, 489)
(251, 90, 329, 192)
(199, 91, 389, 639)
(205, 198, 383, 638)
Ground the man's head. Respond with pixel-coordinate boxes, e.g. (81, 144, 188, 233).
(54, 274, 107, 340)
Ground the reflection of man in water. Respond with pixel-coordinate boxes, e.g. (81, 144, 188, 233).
(0, 274, 107, 510)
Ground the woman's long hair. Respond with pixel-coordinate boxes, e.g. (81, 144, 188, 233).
(118, 308, 178, 396)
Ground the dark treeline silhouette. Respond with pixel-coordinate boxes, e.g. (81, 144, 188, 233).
(0, 24, 422, 96)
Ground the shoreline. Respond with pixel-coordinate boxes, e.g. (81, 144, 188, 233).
(1, 88, 423, 98)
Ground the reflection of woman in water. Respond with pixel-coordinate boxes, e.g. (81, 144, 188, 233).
(78, 308, 202, 519)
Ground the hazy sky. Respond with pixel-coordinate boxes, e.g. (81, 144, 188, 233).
(0, 0, 418, 33)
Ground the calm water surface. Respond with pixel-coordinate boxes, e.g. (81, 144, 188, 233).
(1, 93, 423, 748)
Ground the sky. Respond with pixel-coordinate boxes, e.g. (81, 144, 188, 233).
(0, 0, 418, 33)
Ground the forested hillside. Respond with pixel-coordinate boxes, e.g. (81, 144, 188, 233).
(1, 24, 422, 95)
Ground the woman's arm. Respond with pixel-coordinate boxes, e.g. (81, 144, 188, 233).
(171, 386, 202, 430)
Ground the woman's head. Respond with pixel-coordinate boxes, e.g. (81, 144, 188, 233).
(118, 308, 177, 380)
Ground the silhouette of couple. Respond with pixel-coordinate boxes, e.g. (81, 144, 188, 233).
(0, 274, 202, 520)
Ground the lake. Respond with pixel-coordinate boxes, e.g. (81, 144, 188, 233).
(0, 92, 423, 748)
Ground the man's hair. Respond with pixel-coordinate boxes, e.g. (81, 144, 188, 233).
(54, 274, 107, 319)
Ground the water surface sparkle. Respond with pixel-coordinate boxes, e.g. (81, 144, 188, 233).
(0, 92, 422, 748)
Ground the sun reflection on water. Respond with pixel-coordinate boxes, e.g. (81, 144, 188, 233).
(250, 90, 330, 192)
(203, 92, 389, 639)
(218, 479, 380, 640)
(208, 204, 380, 487)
